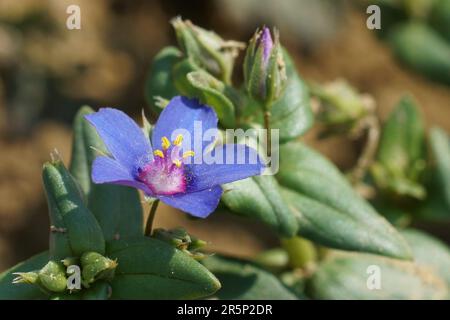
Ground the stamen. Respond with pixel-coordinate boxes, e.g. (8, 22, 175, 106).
(173, 159, 182, 168)
(173, 134, 183, 146)
(154, 149, 164, 158)
(161, 136, 171, 150)
(182, 150, 195, 158)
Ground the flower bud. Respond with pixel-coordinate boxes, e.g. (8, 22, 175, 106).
(80, 252, 118, 288)
(244, 27, 287, 107)
(171, 17, 244, 83)
(38, 260, 67, 293)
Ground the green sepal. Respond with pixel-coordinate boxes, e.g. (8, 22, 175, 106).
(240, 49, 313, 143)
(38, 261, 67, 293)
(80, 252, 117, 288)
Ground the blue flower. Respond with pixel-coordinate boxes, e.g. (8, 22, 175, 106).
(85, 96, 264, 218)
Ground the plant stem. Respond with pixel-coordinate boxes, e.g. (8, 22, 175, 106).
(264, 110, 272, 157)
(350, 115, 380, 185)
(144, 199, 160, 236)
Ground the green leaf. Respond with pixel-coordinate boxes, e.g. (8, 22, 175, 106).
(69, 106, 143, 242)
(307, 251, 448, 300)
(270, 51, 313, 142)
(429, 127, 450, 209)
(43, 160, 105, 258)
(82, 281, 111, 300)
(69, 106, 104, 196)
(221, 175, 298, 237)
(89, 186, 143, 242)
(371, 95, 426, 199)
(0, 251, 49, 300)
(106, 237, 221, 299)
(186, 70, 236, 128)
(402, 229, 450, 286)
(202, 255, 298, 300)
(172, 57, 201, 97)
(50, 292, 82, 300)
(388, 22, 450, 85)
(278, 141, 412, 259)
(417, 127, 450, 221)
(430, 0, 450, 43)
(144, 46, 182, 115)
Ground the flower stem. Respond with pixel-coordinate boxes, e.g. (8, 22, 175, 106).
(144, 199, 160, 236)
(264, 110, 272, 157)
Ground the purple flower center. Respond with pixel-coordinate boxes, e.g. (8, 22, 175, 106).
(137, 135, 194, 196)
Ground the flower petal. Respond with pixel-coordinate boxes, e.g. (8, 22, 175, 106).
(152, 96, 218, 152)
(92, 156, 153, 195)
(159, 186, 223, 218)
(186, 144, 264, 192)
(85, 108, 152, 171)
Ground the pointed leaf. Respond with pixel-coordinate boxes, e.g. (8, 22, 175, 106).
(278, 141, 411, 259)
(202, 255, 298, 300)
(106, 237, 221, 299)
(429, 127, 450, 209)
(0, 251, 49, 300)
(307, 251, 448, 300)
(221, 175, 298, 237)
(402, 229, 450, 286)
(43, 160, 105, 258)
(388, 22, 450, 85)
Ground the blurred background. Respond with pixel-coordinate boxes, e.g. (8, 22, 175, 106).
(0, 0, 449, 272)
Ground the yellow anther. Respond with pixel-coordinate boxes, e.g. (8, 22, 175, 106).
(173, 159, 182, 168)
(173, 134, 183, 146)
(161, 136, 171, 150)
(153, 150, 164, 158)
(182, 150, 195, 158)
